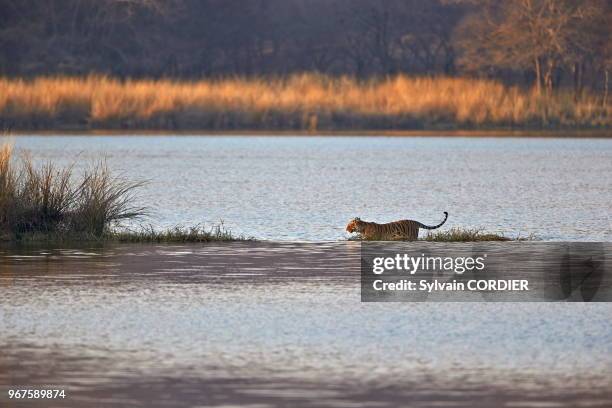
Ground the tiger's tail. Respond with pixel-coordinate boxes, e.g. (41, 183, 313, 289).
(418, 211, 448, 230)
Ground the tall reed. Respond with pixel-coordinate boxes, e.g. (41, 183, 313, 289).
(0, 75, 608, 130)
(0, 142, 146, 240)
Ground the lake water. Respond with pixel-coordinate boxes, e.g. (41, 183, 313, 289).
(8, 134, 612, 241)
(1, 243, 611, 407)
(2, 134, 612, 407)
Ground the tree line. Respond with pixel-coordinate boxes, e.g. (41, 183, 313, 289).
(0, 0, 609, 97)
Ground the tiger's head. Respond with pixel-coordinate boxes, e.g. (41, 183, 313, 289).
(346, 217, 364, 233)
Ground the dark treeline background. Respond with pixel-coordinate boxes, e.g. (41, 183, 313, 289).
(1, 0, 610, 93)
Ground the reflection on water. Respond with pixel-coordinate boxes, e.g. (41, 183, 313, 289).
(1, 244, 611, 407)
(2, 135, 611, 405)
(9, 135, 612, 241)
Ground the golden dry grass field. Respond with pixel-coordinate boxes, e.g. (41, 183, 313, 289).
(0, 74, 609, 131)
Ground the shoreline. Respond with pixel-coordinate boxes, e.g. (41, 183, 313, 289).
(4, 239, 612, 247)
(6, 129, 612, 138)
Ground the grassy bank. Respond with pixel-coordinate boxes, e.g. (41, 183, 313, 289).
(1, 75, 609, 131)
(0, 143, 243, 243)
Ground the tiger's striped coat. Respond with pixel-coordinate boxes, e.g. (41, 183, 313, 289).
(346, 212, 448, 241)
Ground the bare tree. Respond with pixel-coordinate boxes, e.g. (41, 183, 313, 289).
(0, 0, 607, 87)
(455, 0, 606, 94)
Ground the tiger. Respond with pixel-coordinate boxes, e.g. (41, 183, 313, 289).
(346, 211, 448, 241)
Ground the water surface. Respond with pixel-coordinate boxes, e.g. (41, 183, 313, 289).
(9, 135, 612, 241)
(2, 134, 611, 407)
(1, 243, 611, 407)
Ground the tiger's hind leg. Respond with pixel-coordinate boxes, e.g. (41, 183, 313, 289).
(405, 228, 419, 241)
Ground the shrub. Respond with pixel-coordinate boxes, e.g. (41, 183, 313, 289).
(0, 142, 146, 240)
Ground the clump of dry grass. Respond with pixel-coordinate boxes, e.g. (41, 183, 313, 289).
(108, 224, 245, 243)
(0, 142, 146, 240)
(0, 74, 608, 130)
(424, 228, 535, 242)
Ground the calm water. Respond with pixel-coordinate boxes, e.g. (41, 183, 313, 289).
(8, 134, 612, 241)
(1, 243, 611, 407)
(2, 135, 612, 407)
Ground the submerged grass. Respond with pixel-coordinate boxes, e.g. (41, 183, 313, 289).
(0, 74, 609, 131)
(0, 142, 245, 243)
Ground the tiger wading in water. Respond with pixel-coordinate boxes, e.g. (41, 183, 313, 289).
(345, 212, 448, 241)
